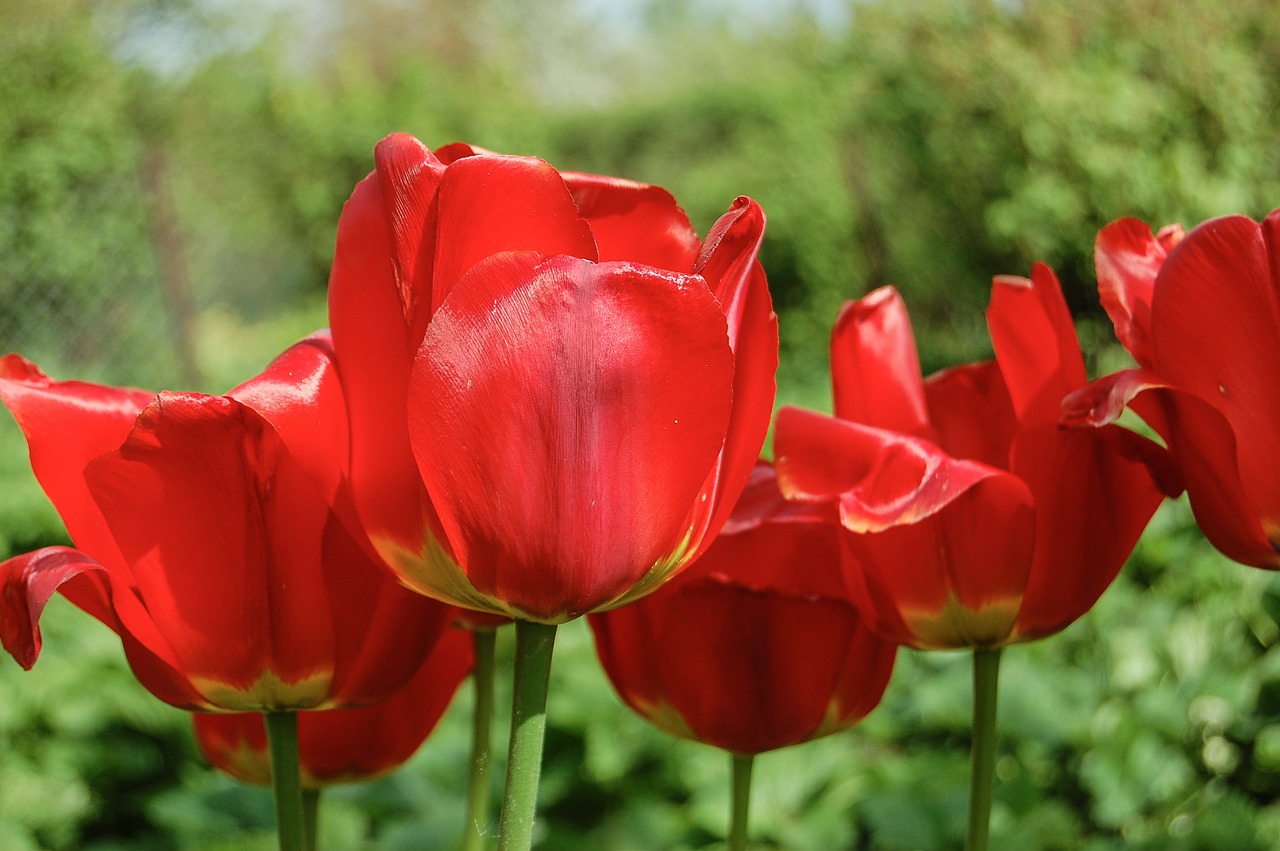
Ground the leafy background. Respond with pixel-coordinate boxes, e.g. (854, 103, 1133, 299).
(2, 0, 1280, 847)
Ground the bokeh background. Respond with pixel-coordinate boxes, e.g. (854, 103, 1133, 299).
(3, 0, 1280, 847)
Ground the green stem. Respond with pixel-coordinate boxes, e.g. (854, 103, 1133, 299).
(463, 627, 498, 851)
(496, 620, 558, 851)
(264, 712, 307, 851)
(728, 752, 755, 851)
(301, 788, 320, 851)
(966, 647, 1003, 851)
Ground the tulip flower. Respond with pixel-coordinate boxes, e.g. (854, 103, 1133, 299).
(327, 133, 777, 623)
(195, 624, 471, 792)
(1063, 210, 1280, 570)
(591, 461, 895, 849)
(327, 133, 778, 849)
(0, 333, 457, 850)
(774, 267, 1174, 850)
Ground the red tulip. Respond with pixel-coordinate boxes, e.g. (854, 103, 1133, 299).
(195, 625, 472, 788)
(328, 134, 778, 623)
(0, 333, 454, 711)
(1064, 211, 1280, 568)
(775, 267, 1173, 649)
(589, 462, 895, 755)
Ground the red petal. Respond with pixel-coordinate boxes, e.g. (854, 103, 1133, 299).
(687, 197, 779, 551)
(409, 254, 734, 620)
(828, 286, 930, 435)
(0, 546, 105, 669)
(923, 361, 1016, 470)
(844, 476, 1037, 649)
(560, 171, 701, 269)
(591, 578, 890, 754)
(428, 154, 598, 315)
(987, 265, 1086, 426)
(1010, 425, 1167, 640)
(1149, 212, 1280, 538)
(774, 406, 1028, 533)
(84, 394, 340, 709)
(1095, 217, 1183, 369)
(228, 332, 348, 501)
(328, 154, 440, 569)
(0, 355, 151, 558)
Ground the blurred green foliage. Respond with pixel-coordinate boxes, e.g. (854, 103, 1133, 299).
(2, 0, 1280, 847)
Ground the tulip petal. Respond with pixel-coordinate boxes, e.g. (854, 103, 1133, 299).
(774, 406, 1027, 533)
(329, 150, 444, 574)
(409, 253, 734, 621)
(592, 578, 875, 754)
(923, 361, 1016, 470)
(688, 197, 780, 548)
(1010, 425, 1168, 641)
(560, 171, 701, 269)
(0, 355, 151, 558)
(1150, 212, 1280, 538)
(85, 394, 339, 709)
(828, 286, 931, 435)
(1095, 218, 1183, 369)
(228, 331, 348, 502)
(0, 546, 104, 669)
(987, 265, 1086, 426)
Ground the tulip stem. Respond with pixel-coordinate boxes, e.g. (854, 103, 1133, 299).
(302, 788, 320, 851)
(966, 647, 1003, 851)
(463, 626, 498, 851)
(264, 712, 307, 851)
(496, 619, 558, 851)
(728, 752, 755, 851)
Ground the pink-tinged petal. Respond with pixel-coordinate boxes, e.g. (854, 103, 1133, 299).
(409, 253, 735, 621)
(774, 406, 1029, 534)
(428, 154, 599, 317)
(718, 462, 833, 537)
(987, 265, 1086, 426)
(1094, 218, 1184, 369)
(1010, 425, 1168, 641)
(85, 394, 339, 710)
(1150, 212, 1280, 537)
(0, 355, 152, 558)
(228, 332, 348, 501)
(829, 287, 930, 435)
(0, 546, 105, 669)
(844, 479, 1037, 649)
(329, 158, 442, 572)
(560, 171, 702, 269)
(687, 197, 780, 549)
(923, 361, 1016, 470)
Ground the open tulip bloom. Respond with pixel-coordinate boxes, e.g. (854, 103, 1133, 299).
(0, 332, 457, 850)
(590, 461, 895, 849)
(1064, 209, 1280, 570)
(774, 267, 1176, 849)
(327, 133, 778, 849)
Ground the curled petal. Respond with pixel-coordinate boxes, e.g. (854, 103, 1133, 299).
(775, 406, 1029, 534)
(829, 286, 930, 435)
(1095, 217, 1183, 369)
(0, 546, 105, 669)
(409, 253, 734, 621)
